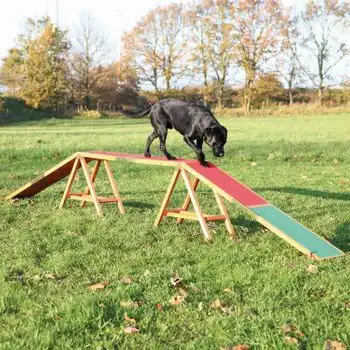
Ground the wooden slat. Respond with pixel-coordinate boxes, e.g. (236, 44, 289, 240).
(213, 191, 236, 238)
(59, 157, 80, 209)
(81, 160, 101, 207)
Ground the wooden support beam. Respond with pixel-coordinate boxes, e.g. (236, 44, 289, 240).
(103, 160, 125, 214)
(180, 168, 211, 241)
(81, 160, 101, 208)
(154, 168, 181, 227)
(59, 157, 80, 209)
(177, 176, 200, 224)
(79, 157, 103, 216)
(213, 191, 236, 239)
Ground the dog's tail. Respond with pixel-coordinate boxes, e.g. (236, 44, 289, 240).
(119, 105, 152, 118)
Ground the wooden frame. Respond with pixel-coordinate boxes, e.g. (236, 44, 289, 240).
(59, 156, 124, 216)
(154, 166, 235, 241)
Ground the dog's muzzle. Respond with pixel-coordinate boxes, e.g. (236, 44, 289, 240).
(214, 151, 224, 157)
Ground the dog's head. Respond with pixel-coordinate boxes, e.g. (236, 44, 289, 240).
(204, 125, 227, 157)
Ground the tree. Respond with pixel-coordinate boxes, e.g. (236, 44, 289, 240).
(0, 48, 25, 96)
(70, 12, 108, 108)
(21, 20, 70, 109)
(122, 3, 187, 92)
(234, 0, 290, 112)
(299, 0, 350, 104)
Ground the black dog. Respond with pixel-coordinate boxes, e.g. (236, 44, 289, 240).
(120, 98, 227, 167)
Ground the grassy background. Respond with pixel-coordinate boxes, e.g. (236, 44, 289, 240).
(1, 113, 350, 349)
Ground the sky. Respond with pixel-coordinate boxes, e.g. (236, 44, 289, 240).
(0, 0, 302, 62)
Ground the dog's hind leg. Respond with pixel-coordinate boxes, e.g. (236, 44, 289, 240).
(159, 128, 177, 160)
(144, 130, 159, 157)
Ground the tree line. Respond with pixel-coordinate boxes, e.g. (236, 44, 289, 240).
(0, 0, 349, 114)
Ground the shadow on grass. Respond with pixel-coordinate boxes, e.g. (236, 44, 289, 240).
(334, 221, 350, 253)
(256, 187, 350, 202)
(234, 214, 263, 237)
(123, 200, 156, 210)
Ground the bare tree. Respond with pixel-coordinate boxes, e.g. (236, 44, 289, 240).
(299, 0, 350, 104)
(70, 12, 108, 108)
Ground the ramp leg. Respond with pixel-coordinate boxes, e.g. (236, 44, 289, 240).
(59, 157, 80, 209)
(81, 160, 101, 208)
(79, 157, 103, 216)
(213, 191, 235, 239)
(180, 169, 211, 241)
(154, 168, 181, 226)
(177, 176, 200, 224)
(103, 160, 125, 214)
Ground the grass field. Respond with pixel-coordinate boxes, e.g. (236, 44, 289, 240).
(1, 113, 350, 349)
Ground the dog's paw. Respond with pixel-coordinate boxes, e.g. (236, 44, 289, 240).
(166, 155, 177, 160)
(200, 160, 209, 167)
(144, 152, 151, 158)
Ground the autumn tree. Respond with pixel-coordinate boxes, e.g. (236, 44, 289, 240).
(299, 0, 350, 104)
(0, 48, 25, 96)
(122, 3, 187, 92)
(70, 12, 108, 108)
(234, 0, 290, 112)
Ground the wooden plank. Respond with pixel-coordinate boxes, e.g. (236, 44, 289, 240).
(180, 168, 211, 241)
(250, 205, 344, 260)
(79, 157, 103, 216)
(81, 160, 101, 208)
(103, 160, 125, 214)
(59, 157, 80, 209)
(6, 152, 82, 199)
(182, 162, 268, 206)
(154, 169, 181, 226)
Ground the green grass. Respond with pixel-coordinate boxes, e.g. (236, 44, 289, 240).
(1, 113, 350, 349)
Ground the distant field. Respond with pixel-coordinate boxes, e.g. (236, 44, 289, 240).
(1, 113, 350, 348)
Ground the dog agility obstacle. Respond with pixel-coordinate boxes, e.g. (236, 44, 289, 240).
(6, 151, 344, 260)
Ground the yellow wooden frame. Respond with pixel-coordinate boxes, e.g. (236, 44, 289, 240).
(59, 156, 124, 216)
(154, 166, 235, 241)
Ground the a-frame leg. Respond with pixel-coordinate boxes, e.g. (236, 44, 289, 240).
(154, 168, 181, 227)
(59, 157, 80, 209)
(103, 160, 125, 214)
(180, 169, 211, 241)
(81, 160, 101, 208)
(79, 157, 103, 216)
(177, 176, 200, 224)
(213, 191, 235, 239)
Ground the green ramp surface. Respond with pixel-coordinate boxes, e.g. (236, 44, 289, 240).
(250, 205, 344, 259)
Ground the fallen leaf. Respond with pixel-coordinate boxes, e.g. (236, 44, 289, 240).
(88, 281, 109, 291)
(124, 326, 139, 334)
(170, 273, 182, 287)
(325, 340, 347, 350)
(221, 306, 234, 315)
(233, 345, 250, 350)
(44, 273, 58, 280)
(198, 302, 203, 311)
(307, 264, 318, 274)
(250, 162, 257, 166)
(143, 270, 151, 277)
(345, 301, 350, 309)
(156, 303, 163, 312)
(210, 299, 222, 309)
(124, 313, 136, 324)
(285, 336, 299, 345)
(120, 300, 139, 309)
(223, 288, 232, 293)
(120, 276, 133, 285)
(281, 323, 293, 334)
(169, 294, 186, 305)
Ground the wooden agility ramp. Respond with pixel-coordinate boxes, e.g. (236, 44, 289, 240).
(6, 151, 344, 260)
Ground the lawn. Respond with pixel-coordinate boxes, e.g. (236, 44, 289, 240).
(0, 113, 350, 349)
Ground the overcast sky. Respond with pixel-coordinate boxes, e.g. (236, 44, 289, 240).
(0, 0, 302, 62)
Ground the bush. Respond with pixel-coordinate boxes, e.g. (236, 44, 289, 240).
(75, 108, 102, 119)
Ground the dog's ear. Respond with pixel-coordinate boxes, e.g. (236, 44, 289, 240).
(221, 126, 228, 138)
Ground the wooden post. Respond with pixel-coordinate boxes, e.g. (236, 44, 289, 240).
(154, 168, 181, 227)
(177, 176, 200, 224)
(180, 168, 211, 241)
(59, 157, 80, 209)
(103, 160, 125, 214)
(79, 157, 103, 216)
(213, 191, 235, 239)
(81, 160, 101, 208)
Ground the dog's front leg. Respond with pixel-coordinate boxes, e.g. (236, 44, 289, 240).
(183, 136, 208, 167)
